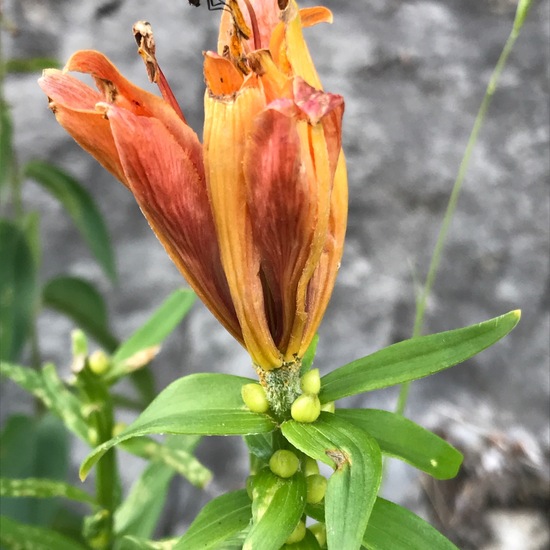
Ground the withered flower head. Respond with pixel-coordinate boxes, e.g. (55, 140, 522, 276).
(38, 0, 347, 374)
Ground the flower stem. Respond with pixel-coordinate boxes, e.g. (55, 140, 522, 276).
(395, 0, 534, 417)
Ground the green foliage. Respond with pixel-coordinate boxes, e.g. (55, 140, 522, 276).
(0, 478, 95, 505)
(80, 373, 277, 479)
(0, 414, 69, 527)
(24, 160, 117, 281)
(42, 276, 118, 352)
(0, 219, 37, 361)
(5, 57, 62, 73)
(320, 310, 520, 403)
(245, 469, 306, 550)
(174, 490, 252, 549)
(335, 409, 462, 479)
(0, 515, 87, 550)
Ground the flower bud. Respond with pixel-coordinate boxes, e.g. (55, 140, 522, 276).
(285, 520, 306, 544)
(320, 401, 335, 413)
(300, 368, 321, 394)
(303, 456, 319, 477)
(241, 383, 270, 413)
(306, 474, 327, 504)
(291, 393, 321, 423)
(88, 350, 111, 375)
(269, 450, 299, 479)
(309, 523, 327, 547)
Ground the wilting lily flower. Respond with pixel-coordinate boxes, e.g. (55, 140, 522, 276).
(39, 0, 347, 381)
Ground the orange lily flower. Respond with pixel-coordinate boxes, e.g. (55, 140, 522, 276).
(38, 0, 347, 381)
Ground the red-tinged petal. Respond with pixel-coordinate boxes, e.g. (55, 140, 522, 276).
(299, 151, 347, 356)
(299, 6, 333, 27)
(244, 109, 317, 351)
(65, 51, 199, 162)
(38, 69, 127, 185)
(204, 86, 282, 370)
(105, 105, 242, 343)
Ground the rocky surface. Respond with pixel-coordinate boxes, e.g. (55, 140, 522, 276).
(2, 0, 549, 546)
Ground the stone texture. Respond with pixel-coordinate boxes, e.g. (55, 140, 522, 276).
(2, 0, 549, 544)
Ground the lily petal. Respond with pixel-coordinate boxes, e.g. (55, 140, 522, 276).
(105, 105, 242, 342)
(204, 86, 282, 370)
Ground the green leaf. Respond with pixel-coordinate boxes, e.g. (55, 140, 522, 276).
(121, 435, 212, 488)
(0, 478, 95, 505)
(114, 462, 174, 539)
(300, 334, 319, 375)
(42, 276, 118, 352)
(307, 498, 458, 550)
(244, 433, 273, 462)
(320, 311, 521, 403)
(108, 289, 196, 380)
(364, 497, 459, 549)
(244, 469, 306, 550)
(24, 160, 116, 280)
(21, 212, 42, 268)
(80, 374, 276, 480)
(282, 413, 382, 550)
(5, 57, 62, 73)
(0, 99, 14, 195)
(0, 515, 87, 550)
(335, 409, 462, 479)
(0, 415, 69, 527)
(174, 490, 252, 550)
(0, 219, 37, 361)
(0, 362, 90, 443)
(117, 536, 177, 550)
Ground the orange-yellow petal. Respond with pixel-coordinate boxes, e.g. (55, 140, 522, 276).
(204, 86, 282, 370)
(38, 69, 127, 185)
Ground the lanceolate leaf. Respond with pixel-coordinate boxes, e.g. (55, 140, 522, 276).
(174, 490, 252, 550)
(336, 409, 463, 479)
(0, 515, 87, 550)
(108, 289, 196, 379)
(121, 435, 212, 488)
(320, 311, 520, 403)
(80, 374, 276, 480)
(300, 334, 319, 375)
(244, 470, 306, 550)
(114, 462, 174, 540)
(281, 414, 382, 550)
(0, 220, 37, 362)
(6, 57, 62, 73)
(0, 478, 95, 506)
(306, 498, 459, 550)
(0, 99, 14, 194)
(364, 497, 459, 550)
(24, 160, 116, 281)
(42, 276, 118, 352)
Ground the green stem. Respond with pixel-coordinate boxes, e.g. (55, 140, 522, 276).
(395, 0, 534, 417)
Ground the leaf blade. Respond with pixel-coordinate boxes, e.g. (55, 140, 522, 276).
(320, 311, 520, 403)
(335, 409, 463, 479)
(174, 490, 252, 550)
(24, 160, 116, 280)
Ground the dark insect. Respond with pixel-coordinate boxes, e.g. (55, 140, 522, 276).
(188, 0, 228, 10)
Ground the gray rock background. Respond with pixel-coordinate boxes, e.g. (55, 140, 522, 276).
(2, 0, 549, 547)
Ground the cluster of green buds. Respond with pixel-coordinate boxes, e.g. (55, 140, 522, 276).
(241, 368, 335, 422)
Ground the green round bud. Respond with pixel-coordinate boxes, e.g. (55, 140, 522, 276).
(269, 450, 299, 478)
(88, 350, 111, 375)
(300, 368, 321, 394)
(309, 523, 327, 547)
(241, 383, 270, 413)
(291, 393, 321, 423)
(303, 456, 319, 477)
(306, 474, 327, 504)
(285, 520, 306, 544)
(320, 401, 335, 413)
